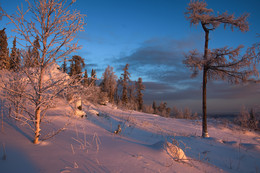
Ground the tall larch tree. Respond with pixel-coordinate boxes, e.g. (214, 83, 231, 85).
(184, 1, 259, 138)
(121, 64, 131, 106)
(136, 77, 145, 111)
(3, 0, 85, 144)
(0, 28, 10, 70)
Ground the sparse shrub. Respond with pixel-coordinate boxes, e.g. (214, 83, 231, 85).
(170, 106, 198, 120)
(235, 106, 259, 130)
(142, 104, 154, 114)
(183, 107, 192, 119)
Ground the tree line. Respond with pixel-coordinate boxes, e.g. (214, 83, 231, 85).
(0, 28, 146, 111)
(63, 55, 146, 111)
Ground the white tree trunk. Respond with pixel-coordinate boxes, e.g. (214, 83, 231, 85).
(34, 107, 41, 144)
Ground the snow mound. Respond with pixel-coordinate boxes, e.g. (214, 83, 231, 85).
(150, 140, 188, 162)
(88, 109, 99, 116)
(43, 63, 69, 82)
(165, 142, 188, 162)
(74, 109, 86, 117)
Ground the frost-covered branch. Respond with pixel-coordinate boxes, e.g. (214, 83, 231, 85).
(2, 0, 86, 144)
(184, 45, 259, 84)
(185, 1, 249, 32)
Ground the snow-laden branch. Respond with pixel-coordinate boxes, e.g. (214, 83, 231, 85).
(184, 45, 259, 83)
(185, 1, 249, 32)
(1, 0, 86, 144)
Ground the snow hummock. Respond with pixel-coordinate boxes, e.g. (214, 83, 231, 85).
(165, 141, 188, 162)
(88, 109, 99, 116)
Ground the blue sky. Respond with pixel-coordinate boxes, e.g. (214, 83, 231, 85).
(1, 0, 260, 113)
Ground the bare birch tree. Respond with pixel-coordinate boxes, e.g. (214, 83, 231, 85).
(2, 0, 85, 144)
(184, 1, 259, 137)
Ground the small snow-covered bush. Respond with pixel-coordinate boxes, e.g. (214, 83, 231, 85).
(235, 106, 259, 130)
(170, 106, 198, 120)
(142, 104, 154, 114)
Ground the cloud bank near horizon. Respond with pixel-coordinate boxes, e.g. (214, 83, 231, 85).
(113, 37, 260, 113)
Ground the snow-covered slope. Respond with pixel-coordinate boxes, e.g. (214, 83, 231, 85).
(1, 102, 260, 173)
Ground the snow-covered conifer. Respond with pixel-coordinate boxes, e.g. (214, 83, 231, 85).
(10, 37, 20, 71)
(69, 55, 85, 81)
(136, 77, 145, 111)
(62, 57, 67, 73)
(100, 65, 117, 103)
(31, 35, 40, 67)
(83, 70, 89, 87)
(121, 64, 131, 106)
(90, 69, 97, 86)
(152, 101, 157, 114)
(0, 28, 10, 70)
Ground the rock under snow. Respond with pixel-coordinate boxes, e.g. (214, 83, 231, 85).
(88, 109, 99, 116)
(74, 109, 86, 118)
(165, 142, 188, 162)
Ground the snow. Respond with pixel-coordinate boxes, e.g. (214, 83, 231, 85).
(88, 109, 99, 116)
(1, 101, 260, 172)
(165, 141, 188, 162)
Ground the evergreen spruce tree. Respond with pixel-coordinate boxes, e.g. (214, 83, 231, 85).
(10, 37, 20, 70)
(62, 57, 67, 73)
(100, 65, 117, 103)
(121, 64, 130, 106)
(83, 70, 89, 87)
(0, 28, 10, 70)
(69, 55, 85, 81)
(152, 101, 157, 114)
(69, 60, 75, 76)
(90, 69, 97, 86)
(128, 83, 136, 109)
(31, 35, 40, 67)
(158, 102, 167, 117)
(24, 47, 32, 68)
(136, 77, 145, 111)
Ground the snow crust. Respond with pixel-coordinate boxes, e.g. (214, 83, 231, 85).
(1, 100, 260, 173)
